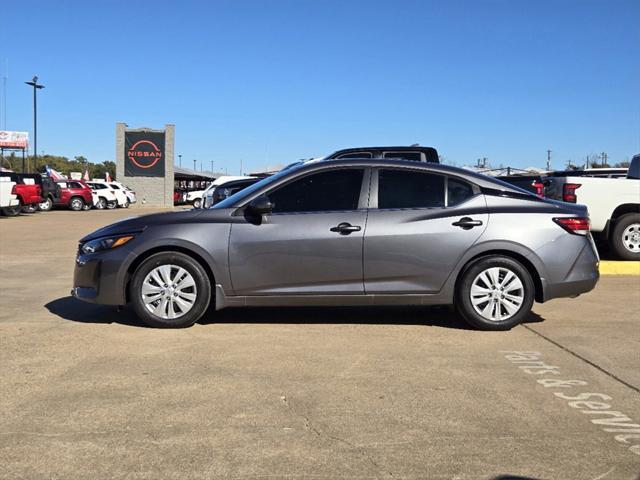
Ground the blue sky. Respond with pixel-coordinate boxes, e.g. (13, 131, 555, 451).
(1, 0, 639, 173)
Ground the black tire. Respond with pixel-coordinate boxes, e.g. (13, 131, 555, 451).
(130, 252, 212, 328)
(95, 197, 107, 210)
(193, 198, 202, 209)
(69, 197, 84, 211)
(106, 200, 117, 209)
(1, 205, 22, 216)
(82, 202, 92, 211)
(456, 255, 535, 331)
(610, 213, 640, 261)
(38, 197, 53, 211)
(23, 203, 38, 214)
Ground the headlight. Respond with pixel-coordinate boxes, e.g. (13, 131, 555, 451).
(80, 235, 135, 254)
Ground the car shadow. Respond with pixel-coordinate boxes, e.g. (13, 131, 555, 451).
(46, 296, 546, 330)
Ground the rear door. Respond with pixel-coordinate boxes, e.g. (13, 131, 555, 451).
(364, 168, 488, 293)
(229, 168, 369, 295)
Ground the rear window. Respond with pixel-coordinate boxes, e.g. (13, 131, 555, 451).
(383, 151, 423, 162)
(337, 152, 373, 159)
(378, 169, 445, 209)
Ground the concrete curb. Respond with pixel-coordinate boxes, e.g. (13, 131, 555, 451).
(599, 261, 640, 275)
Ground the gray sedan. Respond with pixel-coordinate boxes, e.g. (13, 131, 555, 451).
(72, 159, 599, 330)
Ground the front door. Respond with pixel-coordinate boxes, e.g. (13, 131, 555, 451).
(229, 168, 368, 296)
(364, 168, 488, 293)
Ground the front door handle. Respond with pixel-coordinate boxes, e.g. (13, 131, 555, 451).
(330, 222, 362, 235)
(452, 217, 483, 230)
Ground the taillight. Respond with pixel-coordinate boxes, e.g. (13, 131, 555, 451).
(562, 183, 581, 203)
(532, 180, 544, 197)
(11, 185, 17, 194)
(553, 217, 590, 236)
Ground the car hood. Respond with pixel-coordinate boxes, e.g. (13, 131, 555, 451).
(80, 209, 232, 242)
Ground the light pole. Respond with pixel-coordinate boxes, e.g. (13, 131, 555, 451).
(178, 154, 182, 167)
(210, 160, 213, 172)
(193, 159, 196, 171)
(24, 76, 45, 172)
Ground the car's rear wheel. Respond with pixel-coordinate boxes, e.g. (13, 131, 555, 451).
(456, 256, 534, 331)
(69, 197, 84, 211)
(611, 213, 640, 261)
(95, 197, 107, 210)
(38, 197, 53, 211)
(106, 200, 117, 209)
(130, 252, 211, 328)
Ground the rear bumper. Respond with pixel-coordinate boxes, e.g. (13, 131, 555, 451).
(541, 239, 600, 302)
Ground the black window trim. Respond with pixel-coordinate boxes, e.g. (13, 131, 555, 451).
(370, 167, 480, 211)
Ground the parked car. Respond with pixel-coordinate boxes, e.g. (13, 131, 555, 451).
(0, 172, 43, 214)
(50, 180, 94, 211)
(0, 176, 20, 216)
(73, 158, 598, 331)
(87, 180, 129, 209)
(173, 190, 186, 205)
(325, 145, 439, 163)
(544, 155, 640, 260)
(202, 177, 260, 209)
(110, 182, 137, 204)
(184, 189, 206, 209)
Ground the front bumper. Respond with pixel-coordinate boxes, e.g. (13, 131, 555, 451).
(72, 249, 131, 305)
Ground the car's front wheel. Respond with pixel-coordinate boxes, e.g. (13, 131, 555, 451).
(456, 256, 534, 331)
(192, 198, 202, 209)
(130, 252, 212, 328)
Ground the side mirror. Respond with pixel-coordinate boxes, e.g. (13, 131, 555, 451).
(247, 195, 273, 216)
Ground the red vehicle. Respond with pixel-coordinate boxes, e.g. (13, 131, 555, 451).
(49, 180, 93, 211)
(0, 173, 43, 214)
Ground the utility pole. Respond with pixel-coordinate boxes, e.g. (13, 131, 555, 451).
(178, 154, 182, 167)
(240, 159, 243, 175)
(193, 159, 196, 171)
(24, 76, 45, 171)
(601, 152, 608, 166)
(210, 160, 213, 172)
(546, 150, 552, 171)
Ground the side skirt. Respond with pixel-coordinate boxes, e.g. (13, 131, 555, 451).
(214, 285, 450, 310)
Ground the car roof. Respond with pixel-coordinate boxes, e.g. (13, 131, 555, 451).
(291, 158, 531, 193)
(327, 146, 439, 162)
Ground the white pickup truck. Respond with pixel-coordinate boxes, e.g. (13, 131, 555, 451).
(545, 154, 640, 260)
(0, 176, 20, 216)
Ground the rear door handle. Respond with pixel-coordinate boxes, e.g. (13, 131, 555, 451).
(330, 222, 362, 235)
(452, 217, 483, 230)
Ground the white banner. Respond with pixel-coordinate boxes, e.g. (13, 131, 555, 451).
(0, 131, 29, 149)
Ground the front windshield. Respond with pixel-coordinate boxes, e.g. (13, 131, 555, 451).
(212, 162, 304, 209)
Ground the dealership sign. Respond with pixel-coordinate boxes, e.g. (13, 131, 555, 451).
(0, 131, 29, 149)
(124, 130, 165, 177)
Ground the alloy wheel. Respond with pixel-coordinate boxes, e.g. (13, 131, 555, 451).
(469, 267, 524, 321)
(141, 264, 198, 320)
(622, 223, 640, 253)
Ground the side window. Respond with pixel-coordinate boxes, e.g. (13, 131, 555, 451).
(68, 182, 82, 189)
(447, 177, 474, 206)
(269, 169, 364, 213)
(378, 169, 445, 209)
(383, 151, 423, 162)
